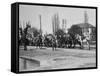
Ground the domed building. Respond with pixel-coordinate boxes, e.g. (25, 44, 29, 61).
(69, 11, 96, 41)
(72, 23, 96, 41)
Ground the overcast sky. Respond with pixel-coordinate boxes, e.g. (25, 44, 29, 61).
(19, 5, 96, 34)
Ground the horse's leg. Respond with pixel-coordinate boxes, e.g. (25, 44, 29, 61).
(81, 42, 83, 49)
(55, 43, 56, 51)
(79, 41, 81, 49)
(80, 42, 82, 49)
(40, 43, 42, 48)
(73, 40, 76, 48)
(39, 43, 41, 49)
(52, 43, 55, 51)
(52, 46, 54, 51)
(67, 41, 69, 48)
(88, 43, 90, 50)
(41, 42, 43, 48)
(73, 43, 75, 48)
(70, 41, 72, 48)
(68, 41, 70, 48)
(39, 43, 40, 49)
(24, 44, 27, 51)
(87, 41, 90, 50)
(36, 43, 38, 49)
(39, 41, 41, 49)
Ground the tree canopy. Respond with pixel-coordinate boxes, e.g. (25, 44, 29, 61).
(68, 25, 82, 36)
(28, 27, 40, 37)
(55, 29, 66, 39)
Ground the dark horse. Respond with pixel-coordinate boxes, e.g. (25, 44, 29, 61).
(57, 34, 73, 48)
(43, 35, 52, 47)
(43, 34, 57, 51)
(34, 35, 43, 48)
(51, 36, 57, 51)
(66, 34, 83, 49)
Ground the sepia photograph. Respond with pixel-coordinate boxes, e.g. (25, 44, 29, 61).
(18, 4, 97, 72)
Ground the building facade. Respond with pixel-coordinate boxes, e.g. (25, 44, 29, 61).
(70, 11, 96, 41)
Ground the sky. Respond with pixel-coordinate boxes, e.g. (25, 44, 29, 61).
(19, 5, 96, 35)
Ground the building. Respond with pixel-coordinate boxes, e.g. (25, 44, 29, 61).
(70, 11, 96, 41)
(72, 23, 96, 41)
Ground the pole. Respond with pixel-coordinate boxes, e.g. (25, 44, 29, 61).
(39, 15, 42, 36)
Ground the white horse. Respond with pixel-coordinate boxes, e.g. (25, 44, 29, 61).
(76, 34, 90, 50)
(83, 33, 90, 50)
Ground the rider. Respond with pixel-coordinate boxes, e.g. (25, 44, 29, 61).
(52, 35, 57, 51)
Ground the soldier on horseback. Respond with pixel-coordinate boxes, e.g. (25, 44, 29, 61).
(75, 33, 90, 50)
(52, 35, 57, 51)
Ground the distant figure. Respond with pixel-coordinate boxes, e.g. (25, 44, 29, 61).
(52, 36, 57, 51)
(38, 35, 43, 48)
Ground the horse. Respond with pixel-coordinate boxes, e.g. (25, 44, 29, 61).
(43, 36, 52, 47)
(34, 35, 43, 49)
(74, 34, 90, 49)
(43, 34, 57, 51)
(73, 34, 83, 49)
(58, 34, 73, 48)
(65, 35, 73, 48)
(51, 36, 57, 51)
(82, 33, 90, 50)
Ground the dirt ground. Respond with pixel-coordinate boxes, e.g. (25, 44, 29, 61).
(19, 46, 96, 71)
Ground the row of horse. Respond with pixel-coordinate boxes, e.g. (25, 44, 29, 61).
(19, 33, 91, 50)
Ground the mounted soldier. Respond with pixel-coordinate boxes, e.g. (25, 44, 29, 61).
(83, 32, 91, 50)
(74, 33, 90, 50)
(51, 35, 57, 51)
